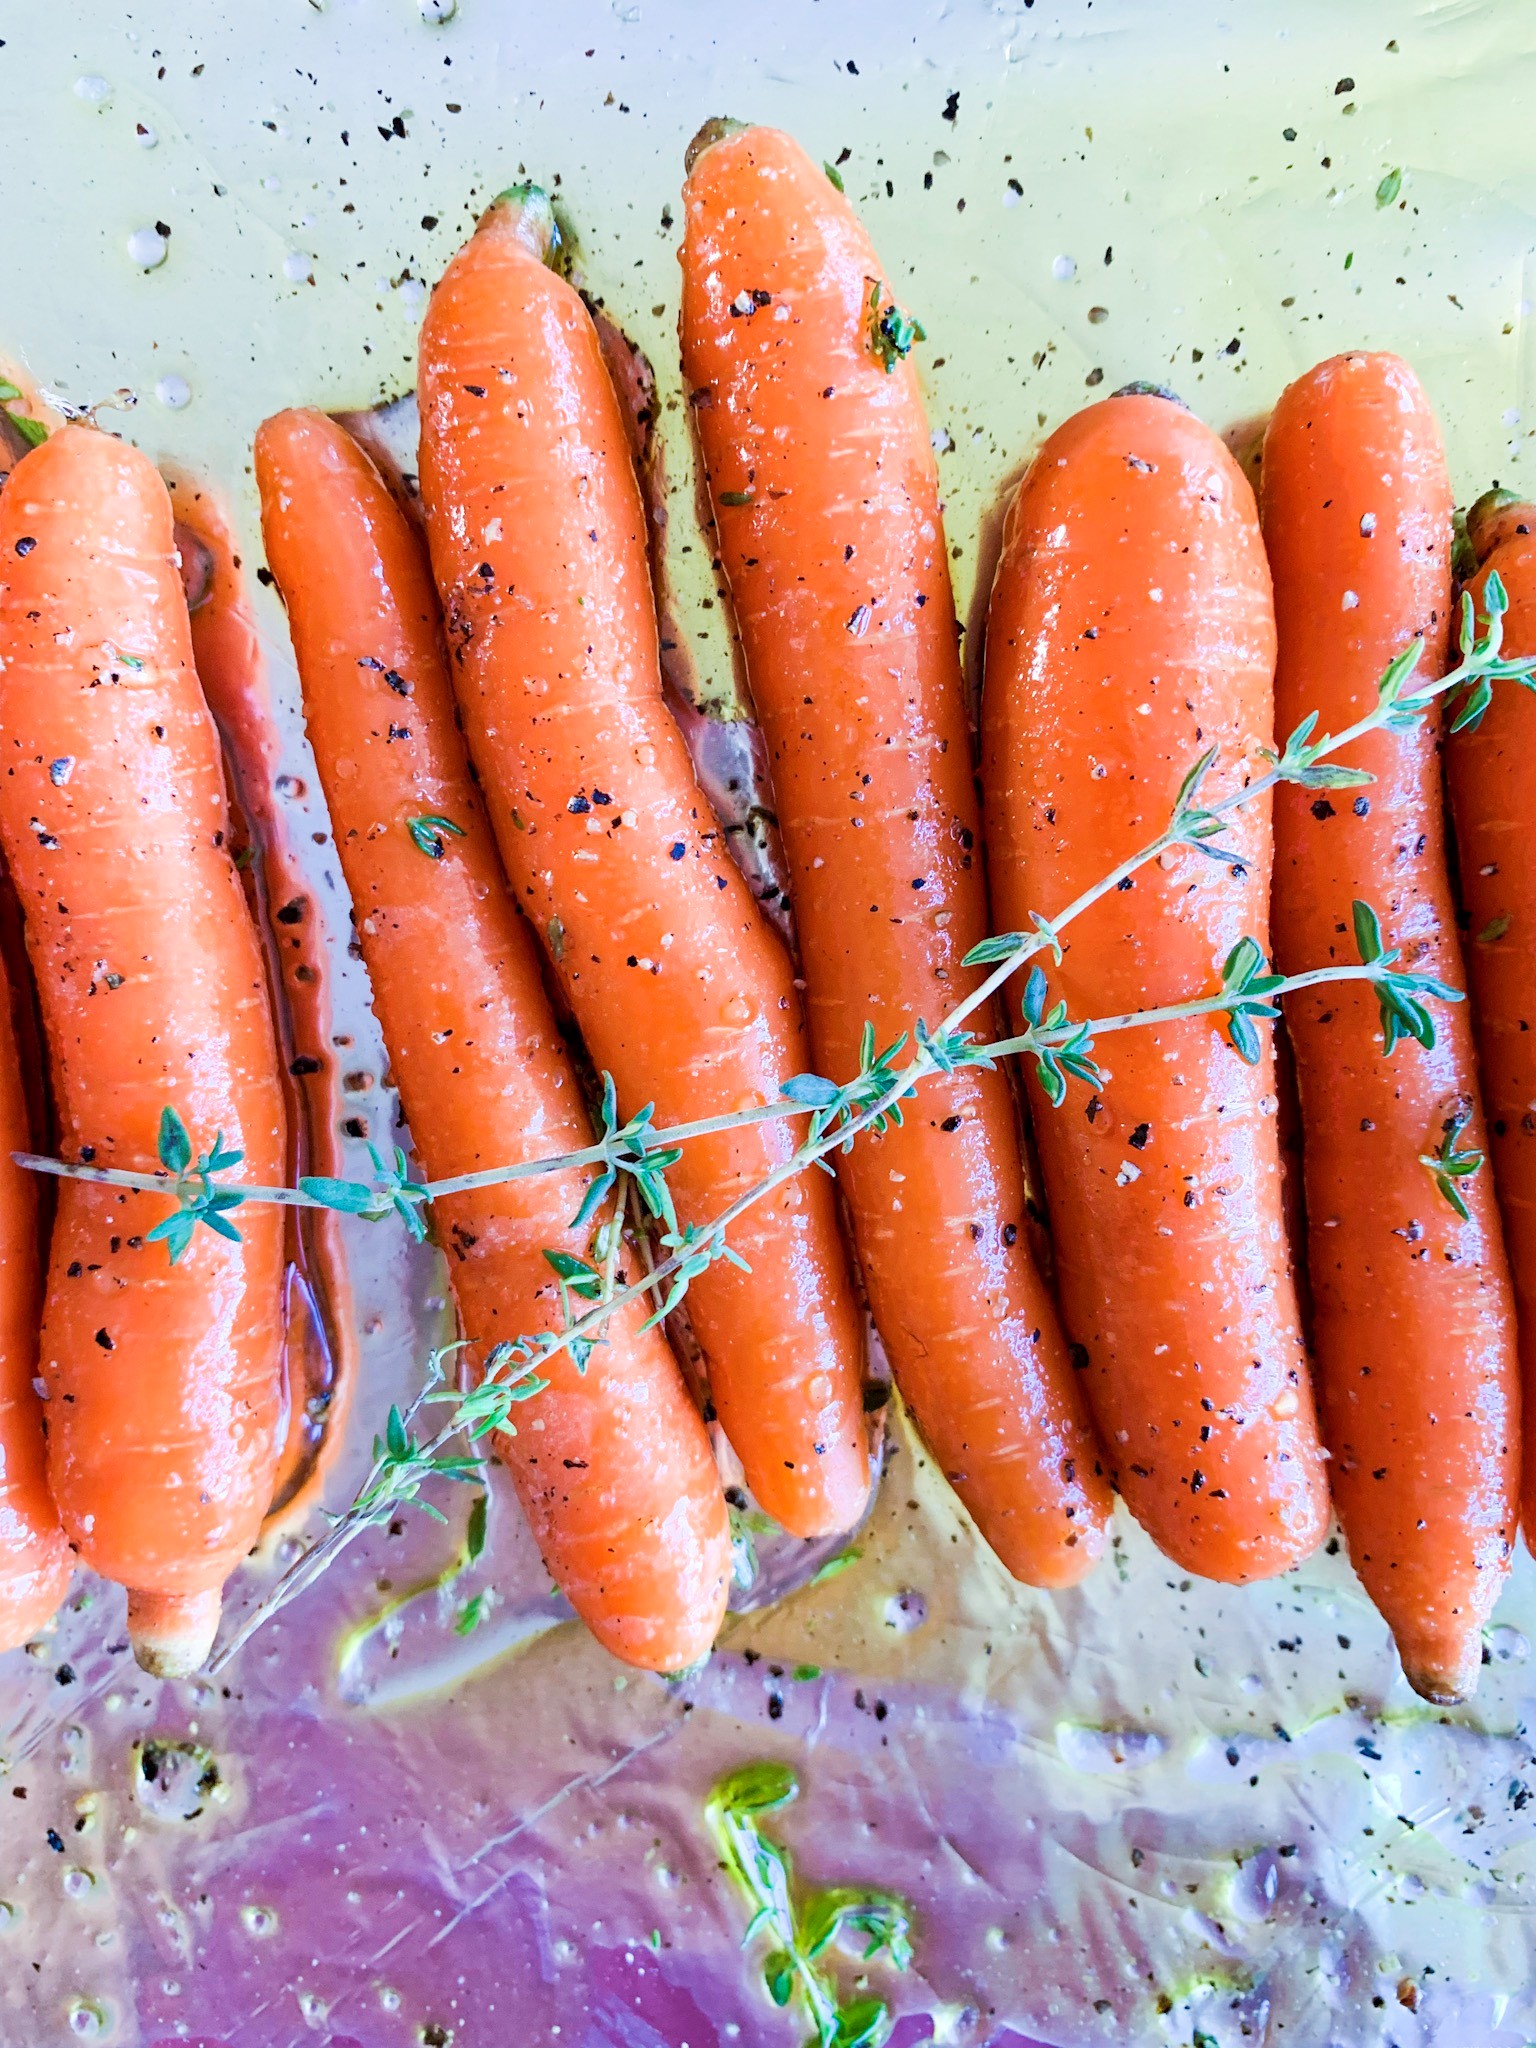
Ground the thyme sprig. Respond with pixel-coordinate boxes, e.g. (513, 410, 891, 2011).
(24, 567, 1523, 1266)
(182, 595, 1531, 1668)
(207, 1336, 545, 1674)
(707, 1761, 912, 2048)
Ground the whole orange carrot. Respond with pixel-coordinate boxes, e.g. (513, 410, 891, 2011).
(1262, 352, 1519, 1700)
(257, 406, 730, 1671)
(0, 424, 289, 1676)
(1447, 498, 1536, 1545)
(984, 391, 1329, 1583)
(417, 186, 873, 1541)
(0, 947, 71, 1650)
(679, 123, 1110, 1585)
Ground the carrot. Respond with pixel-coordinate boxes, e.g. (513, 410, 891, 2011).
(1261, 351, 1519, 1701)
(983, 390, 1328, 1583)
(0, 945, 72, 1650)
(417, 186, 873, 1542)
(255, 406, 731, 1671)
(1465, 486, 1534, 565)
(170, 476, 360, 1525)
(0, 424, 288, 1676)
(679, 123, 1111, 1586)
(1447, 500, 1536, 1547)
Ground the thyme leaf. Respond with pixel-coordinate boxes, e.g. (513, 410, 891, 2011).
(1420, 1109, 1484, 1222)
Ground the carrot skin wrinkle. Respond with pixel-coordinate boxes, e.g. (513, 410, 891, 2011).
(1262, 352, 1520, 1702)
(0, 424, 288, 1673)
(416, 192, 873, 1543)
(257, 407, 731, 1672)
(983, 391, 1329, 1586)
(680, 123, 1111, 1588)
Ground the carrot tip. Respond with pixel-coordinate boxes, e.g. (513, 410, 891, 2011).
(1110, 380, 1188, 408)
(478, 183, 559, 265)
(127, 1586, 223, 1679)
(684, 116, 748, 175)
(1400, 1649, 1478, 1707)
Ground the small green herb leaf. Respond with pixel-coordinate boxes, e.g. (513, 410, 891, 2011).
(408, 813, 466, 859)
(158, 1106, 193, 1175)
(543, 1248, 604, 1300)
(1352, 898, 1386, 966)
(297, 1174, 378, 1215)
(453, 1590, 489, 1636)
(1420, 1109, 1483, 1222)
(867, 279, 925, 372)
(962, 931, 1028, 967)
(811, 1548, 861, 1585)
(824, 161, 845, 192)
(1375, 166, 1402, 207)
(762, 1950, 795, 2006)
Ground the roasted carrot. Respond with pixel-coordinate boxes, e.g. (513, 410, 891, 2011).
(0, 424, 288, 1676)
(417, 186, 873, 1542)
(1262, 351, 1519, 1700)
(983, 391, 1328, 1582)
(0, 946, 72, 1650)
(1447, 501, 1536, 1545)
(1464, 486, 1534, 565)
(679, 123, 1110, 1586)
(256, 406, 730, 1671)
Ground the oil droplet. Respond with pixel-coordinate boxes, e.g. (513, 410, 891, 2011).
(67, 1998, 109, 2037)
(1051, 253, 1077, 282)
(73, 76, 112, 104)
(127, 227, 168, 270)
(378, 1985, 402, 2011)
(0, 1900, 18, 1930)
(419, 0, 457, 18)
(155, 374, 190, 410)
(1487, 1624, 1529, 1664)
(240, 1903, 278, 1938)
(720, 993, 752, 1027)
(62, 1867, 96, 1899)
(282, 251, 315, 284)
(297, 1991, 328, 2023)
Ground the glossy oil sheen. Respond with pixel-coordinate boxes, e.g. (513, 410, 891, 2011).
(257, 407, 730, 1670)
(0, 425, 286, 1604)
(984, 393, 1329, 1583)
(1262, 352, 1519, 1701)
(680, 125, 1111, 1587)
(1451, 528, 1536, 1544)
(416, 204, 872, 1542)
